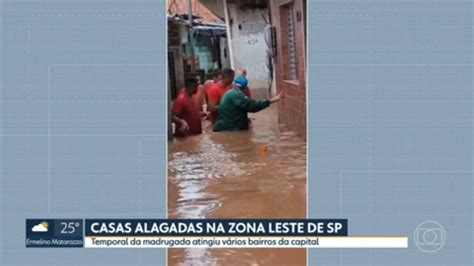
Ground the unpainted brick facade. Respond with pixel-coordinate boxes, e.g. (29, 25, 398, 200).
(270, 0, 306, 140)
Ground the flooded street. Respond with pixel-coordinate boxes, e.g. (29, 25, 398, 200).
(168, 106, 307, 265)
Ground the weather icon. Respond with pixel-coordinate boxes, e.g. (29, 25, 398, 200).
(31, 221, 49, 232)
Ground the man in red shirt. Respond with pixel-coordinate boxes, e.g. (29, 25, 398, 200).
(206, 68, 235, 123)
(202, 69, 222, 109)
(179, 72, 206, 110)
(172, 77, 206, 138)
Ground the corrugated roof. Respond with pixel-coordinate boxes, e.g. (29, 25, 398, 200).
(167, 0, 223, 24)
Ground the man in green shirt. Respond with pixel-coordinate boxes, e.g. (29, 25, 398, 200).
(213, 76, 284, 132)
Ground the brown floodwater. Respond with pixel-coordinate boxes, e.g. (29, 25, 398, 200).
(168, 106, 307, 266)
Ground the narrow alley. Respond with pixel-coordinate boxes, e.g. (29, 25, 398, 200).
(167, 0, 307, 263)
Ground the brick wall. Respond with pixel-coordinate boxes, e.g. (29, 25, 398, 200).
(270, 0, 306, 140)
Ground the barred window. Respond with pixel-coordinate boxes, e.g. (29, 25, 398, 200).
(286, 4, 297, 80)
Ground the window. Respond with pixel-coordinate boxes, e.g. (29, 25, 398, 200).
(280, 2, 298, 82)
(286, 4, 297, 81)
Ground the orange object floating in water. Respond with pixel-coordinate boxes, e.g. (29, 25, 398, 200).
(259, 145, 268, 155)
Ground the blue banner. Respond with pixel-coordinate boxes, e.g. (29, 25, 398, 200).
(26, 219, 84, 248)
(84, 219, 348, 237)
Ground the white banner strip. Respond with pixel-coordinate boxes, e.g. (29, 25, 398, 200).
(84, 236, 408, 249)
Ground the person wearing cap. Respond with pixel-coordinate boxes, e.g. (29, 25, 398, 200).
(213, 76, 284, 132)
(236, 68, 252, 98)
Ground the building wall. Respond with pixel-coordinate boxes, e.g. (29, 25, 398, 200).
(194, 35, 215, 71)
(219, 37, 231, 69)
(228, 3, 269, 99)
(194, 33, 230, 73)
(270, 0, 306, 140)
(168, 21, 186, 98)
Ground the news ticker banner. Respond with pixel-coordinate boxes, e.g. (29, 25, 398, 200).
(26, 219, 407, 249)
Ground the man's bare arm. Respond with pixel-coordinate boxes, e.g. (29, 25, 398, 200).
(172, 115, 189, 132)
